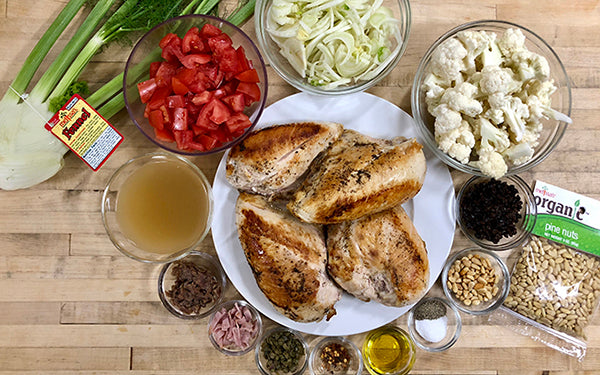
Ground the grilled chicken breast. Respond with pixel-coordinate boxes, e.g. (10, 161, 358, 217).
(235, 193, 341, 322)
(288, 130, 427, 224)
(226, 122, 343, 196)
(327, 205, 429, 307)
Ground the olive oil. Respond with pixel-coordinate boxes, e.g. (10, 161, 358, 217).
(116, 159, 210, 254)
(362, 326, 415, 375)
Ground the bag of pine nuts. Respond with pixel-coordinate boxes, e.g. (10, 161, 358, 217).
(494, 181, 600, 360)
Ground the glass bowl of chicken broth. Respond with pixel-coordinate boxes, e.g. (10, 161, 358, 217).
(101, 153, 214, 263)
(411, 20, 571, 179)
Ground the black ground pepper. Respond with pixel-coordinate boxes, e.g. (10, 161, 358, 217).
(460, 179, 523, 243)
(414, 299, 447, 320)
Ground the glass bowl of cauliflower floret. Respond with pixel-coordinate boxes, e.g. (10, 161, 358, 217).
(411, 20, 571, 179)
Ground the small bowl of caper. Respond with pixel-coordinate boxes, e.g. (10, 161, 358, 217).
(255, 326, 309, 375)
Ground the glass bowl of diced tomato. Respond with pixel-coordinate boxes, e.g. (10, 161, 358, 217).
(124, 14, 268, 155)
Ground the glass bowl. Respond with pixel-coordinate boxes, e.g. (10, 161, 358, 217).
(208, 299, 263, 356)
(101, 152, 214, 263)
(407, 297, 461, 352)
(157, 251, 226, 319)
(255, 0, 411, 95)
(441, 248, 511, 315)
(411, 20, 571, 176)
(255, 326, 309, 375)
(123, 14, 268, 155)
(308, 336, 363, 375)
(362, 325, 416, 375)
(455, 174, 537, 251)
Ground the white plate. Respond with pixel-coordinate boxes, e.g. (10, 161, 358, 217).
(211, 92, 455, 336)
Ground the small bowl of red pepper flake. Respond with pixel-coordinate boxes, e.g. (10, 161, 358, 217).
(308, 336, 363, 375)
(124, 14, 267, 155)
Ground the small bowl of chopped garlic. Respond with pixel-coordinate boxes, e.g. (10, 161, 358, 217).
(411, 20, 571, 179)
(255, 0, 411, 95)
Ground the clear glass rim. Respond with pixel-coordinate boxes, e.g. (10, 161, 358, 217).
(406, 296, 462, 352)
(123, 14, 268, 155)
(410, 19, 572, 176)
(255, 0, 412, 96)
(441, 247, 511, 315)
(101, 152, 214, 264)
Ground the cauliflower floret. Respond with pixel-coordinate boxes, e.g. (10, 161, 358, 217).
(525, 93, 573, 124)
(488, 93, 530, 142)
(423, 73, 449, 112)
(435, 119, 475, 164)
(523, 79, 557, 102)
(476, 117, 510, 152)
(431, 104, 463, 133)
(497, 28, 526, 56)
(479, 66, 521, 95)
(430, 37, 468, 82)
(440, 82, 483, 117)
(502, 142, 534, 165)
(483, 107, 504, 125)
(456, 30, 496, 73)
(508, 50, 551, 81)
(472, 144, 508, 179)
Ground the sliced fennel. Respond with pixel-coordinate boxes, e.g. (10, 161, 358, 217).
(266, 0, 401, 89)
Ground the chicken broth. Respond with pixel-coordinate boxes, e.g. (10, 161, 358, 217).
(116, 160, 209, 254)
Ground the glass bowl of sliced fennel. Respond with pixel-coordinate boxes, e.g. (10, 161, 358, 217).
(411, 20, 572, 179)
(255, 0, 411, 95)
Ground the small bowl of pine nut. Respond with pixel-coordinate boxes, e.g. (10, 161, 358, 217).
(441, 248, 510, 315)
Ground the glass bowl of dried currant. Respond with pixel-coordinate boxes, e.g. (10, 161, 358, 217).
(455, 174, 537, 251)
(158, 251, 227, 319)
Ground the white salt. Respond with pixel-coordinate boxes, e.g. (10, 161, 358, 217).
(415, 316, 448, 343)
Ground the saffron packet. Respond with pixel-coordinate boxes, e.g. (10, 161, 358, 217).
(45, 95, 123, 170)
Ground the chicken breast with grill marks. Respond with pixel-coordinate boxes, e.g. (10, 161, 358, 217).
(226, 122, 343, 197)
(327, 205, 429, 307)
(287, 130, 427, 224)
(235, 192, 341, 322)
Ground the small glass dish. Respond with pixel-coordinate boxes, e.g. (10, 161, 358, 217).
(308, 336, 363, 375)
(362, 325, 416, 375)
(124, 14, 267, 155)
(208, 299, 262, 356)
(255, 326, 309, 375)
(407, 297, 461, 352)
(455, 174, 537, 251)
(101, 152, 214, 263)
(255, 0, 411, 95)
(442, 248, 511, 315)
(157, 251, 226, 319)
(411, 19, 571, 177)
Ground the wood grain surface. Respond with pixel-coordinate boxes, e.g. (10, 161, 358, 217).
(1, 0, 600, 374)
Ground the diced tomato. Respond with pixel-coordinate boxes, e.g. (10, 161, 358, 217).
(139, 25, 261, 153)
(149, 62, 161, 78)
(137, 78, 157, 103)
(148, 110, 165, 130)
(155, 62, 178, 87)
(222, 93, 245, 113)
(155, 127, 175, 142)
(172, 107, 188, 131)
(236, 46, 251, 72)
(166, 95, 185, 108)
(171, 77, 189, 95)
(180, 53, 211, 69)
(147, 86, 171, 110)
(235, 69, 260, 83)
(182, 27, 204, 54)
(225, 112, 252, 134)
(197, 134, 218, 150)
(192, 91, 213, 106)
(236, 82, 261, 103)
(200, 24, 222, 38)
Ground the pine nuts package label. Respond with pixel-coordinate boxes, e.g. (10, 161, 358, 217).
(500, 180, 600, 360)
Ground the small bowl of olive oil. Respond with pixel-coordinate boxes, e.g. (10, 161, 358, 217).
(362, 326, 416, 375)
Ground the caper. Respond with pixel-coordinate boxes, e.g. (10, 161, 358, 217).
(261, 330, 305, 374)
